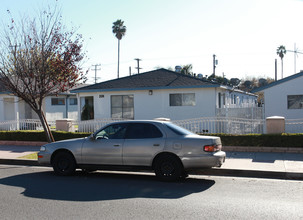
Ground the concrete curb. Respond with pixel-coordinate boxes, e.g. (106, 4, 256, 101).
(190, 168, 303, 180)
(1, 158, 302, 180)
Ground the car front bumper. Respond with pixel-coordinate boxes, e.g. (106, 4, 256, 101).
(37, 151, 52, 165)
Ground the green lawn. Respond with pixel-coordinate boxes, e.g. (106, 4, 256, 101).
(18, 153, 38, 160)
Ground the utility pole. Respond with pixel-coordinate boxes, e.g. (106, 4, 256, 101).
(286, 43, 303, 74)
(213, 54, 218, 76)
(92, 64, 101, 84)
(134, 58, 142, 74)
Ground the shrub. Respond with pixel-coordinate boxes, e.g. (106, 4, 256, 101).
(0, 130, 90, 142)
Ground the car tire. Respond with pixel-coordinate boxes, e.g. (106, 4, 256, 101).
(154, 154, 184, 182)
(52, 151, 76, 176)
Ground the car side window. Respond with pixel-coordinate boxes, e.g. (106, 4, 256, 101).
(96, 124, 127, 139)
(125, 123, 163, 139)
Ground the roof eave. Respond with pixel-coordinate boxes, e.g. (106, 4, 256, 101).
(71, 84, 220, 93)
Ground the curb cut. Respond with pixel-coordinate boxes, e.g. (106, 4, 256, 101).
(0, 159, 302, 180)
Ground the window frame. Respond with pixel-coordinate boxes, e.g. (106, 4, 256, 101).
(169, 93, 196, 106)
(287, 95, 303, 109)
(69, 97, 78, 105)
(51, 98, 65, 106)
(111, 95, 134, 119)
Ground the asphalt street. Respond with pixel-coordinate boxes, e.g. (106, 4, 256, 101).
(0, 165, 302, 220)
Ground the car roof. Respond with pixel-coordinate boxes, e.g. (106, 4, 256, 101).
(110, 120, 169, 125)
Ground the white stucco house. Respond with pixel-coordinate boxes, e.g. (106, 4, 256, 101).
(0, 87, 80, 122)
(252, 71, 303, 119)
(72, 69, 258, 121)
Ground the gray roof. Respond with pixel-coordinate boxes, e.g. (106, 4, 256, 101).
(252, 71, 303, 93)
(72, 68, 219, 93)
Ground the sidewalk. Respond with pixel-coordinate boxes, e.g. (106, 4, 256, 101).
(0, 144, 302, 180)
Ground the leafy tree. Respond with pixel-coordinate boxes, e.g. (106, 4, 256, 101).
(277, 45, 286, 78)
(0, 6, 87, 142)
(112, 19, 126, 78)
(230, 78, 241, 87)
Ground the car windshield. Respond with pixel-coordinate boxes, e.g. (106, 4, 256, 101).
(165, 123, 194, 136)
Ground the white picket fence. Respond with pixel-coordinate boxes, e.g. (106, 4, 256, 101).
(173, 117, 265, 134)
(0, 117, 302, 134)
(0, 119, 55, 131)
(285, 119, 303, 133)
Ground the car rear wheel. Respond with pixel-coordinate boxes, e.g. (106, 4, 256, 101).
(52, 152, 76, 176)
(154, 155, 184, 181)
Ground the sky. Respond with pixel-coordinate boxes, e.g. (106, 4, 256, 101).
(1, 0, 303, 83)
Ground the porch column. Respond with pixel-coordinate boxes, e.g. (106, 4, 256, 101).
(77, 94, 81, 121)
(14, 96, 20, 130)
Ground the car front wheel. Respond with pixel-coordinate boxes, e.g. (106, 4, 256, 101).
(52, 151, 76, 176)
(154, 155, 184, 181)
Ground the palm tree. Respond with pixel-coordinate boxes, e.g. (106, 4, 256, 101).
(112, 19, 126, 78)
(181, 64, 193, 75)
(277, 45, 286, 78)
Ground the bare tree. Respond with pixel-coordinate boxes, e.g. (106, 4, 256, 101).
(0, 6, 87, 142)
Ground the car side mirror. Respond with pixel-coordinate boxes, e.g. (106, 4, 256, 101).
(90, 134, 96, 141)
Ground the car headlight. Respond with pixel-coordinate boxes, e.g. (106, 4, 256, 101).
(40, 146, 46, 152)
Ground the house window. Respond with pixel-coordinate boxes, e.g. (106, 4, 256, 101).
(169, 93, 195, 106)
(287, 95, 303, 109)
(51, 98, 65, 105)
(218, 93, 222, 108)
(111, 95, 134, 119)
(69, 98, 78, 105)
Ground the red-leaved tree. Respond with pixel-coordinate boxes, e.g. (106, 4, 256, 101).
(0, 6, 87, 142)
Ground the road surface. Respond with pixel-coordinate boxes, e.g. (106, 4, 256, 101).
(0, 165, 302, 220)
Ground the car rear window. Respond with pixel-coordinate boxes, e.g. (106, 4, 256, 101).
(126, 123, 163, 139)
(165, 123, 194, 136)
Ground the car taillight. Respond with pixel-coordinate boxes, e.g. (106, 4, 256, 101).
(204, 144, 222, 152)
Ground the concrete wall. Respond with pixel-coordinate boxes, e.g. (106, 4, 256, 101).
(263, 76, 303, 119)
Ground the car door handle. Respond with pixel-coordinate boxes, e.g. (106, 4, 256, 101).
(153, 144, 160, 146)
(113, 144, 120, 147)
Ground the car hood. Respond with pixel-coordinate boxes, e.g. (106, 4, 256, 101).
(42, 137, 88, 150)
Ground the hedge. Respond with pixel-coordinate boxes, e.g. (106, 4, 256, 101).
(0, 131, 302, 148)
(203, 133, 303, 148)
(0, 130, 90, 142)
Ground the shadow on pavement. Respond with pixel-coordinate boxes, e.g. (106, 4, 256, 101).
(0, 170, 215, 201)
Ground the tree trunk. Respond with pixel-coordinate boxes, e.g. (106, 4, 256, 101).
(117, 39, 120, 78)
(36, 110, 55, 143)
(281, 59, 283, 79)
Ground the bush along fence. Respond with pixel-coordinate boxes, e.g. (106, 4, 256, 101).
(0, 117, 302, 134)
(0, 131, 302, 151)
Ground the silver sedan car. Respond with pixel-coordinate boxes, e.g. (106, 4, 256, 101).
(38, 120, 226, 181)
